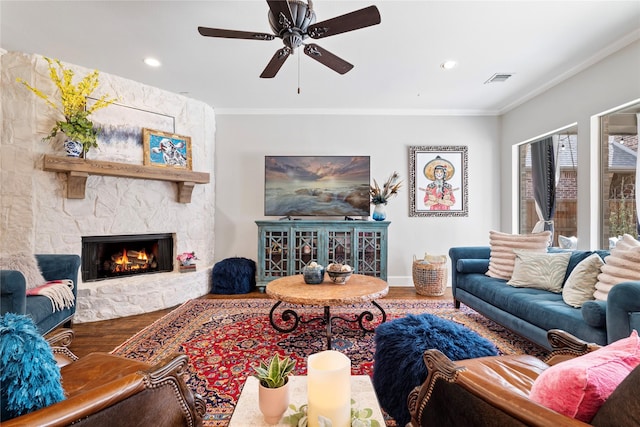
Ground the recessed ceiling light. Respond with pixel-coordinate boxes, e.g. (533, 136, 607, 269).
(144, 57, 161, 67)
(440, 60, 458, 70)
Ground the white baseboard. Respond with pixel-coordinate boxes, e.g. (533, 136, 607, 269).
(387, 276, 452, 288)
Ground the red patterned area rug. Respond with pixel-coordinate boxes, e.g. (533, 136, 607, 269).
(111, 298, 547, 426)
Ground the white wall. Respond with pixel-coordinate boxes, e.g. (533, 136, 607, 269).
(501, 40, 640, 249)
(214, 114, 501, 285)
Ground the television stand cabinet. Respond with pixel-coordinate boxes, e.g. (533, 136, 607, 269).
(256, 220, 389, 287)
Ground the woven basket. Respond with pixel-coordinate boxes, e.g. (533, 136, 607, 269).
(412, 254, 448, 296)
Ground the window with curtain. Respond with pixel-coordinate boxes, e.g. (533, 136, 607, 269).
(518, 127, 578, 247)
(600, 104, 639, 248)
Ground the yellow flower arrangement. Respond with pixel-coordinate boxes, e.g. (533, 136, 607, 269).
(17, 57, 117, 154)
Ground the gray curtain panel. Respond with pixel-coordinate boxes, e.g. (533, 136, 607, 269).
(636, 113, 640, 236)
(531, 136, 556, 235)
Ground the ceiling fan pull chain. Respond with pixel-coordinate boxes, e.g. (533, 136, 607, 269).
(297, 51, 301, 94)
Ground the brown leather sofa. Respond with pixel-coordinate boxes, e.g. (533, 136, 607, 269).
(3, 329, 206, 427)
(407, 329, 638, 427)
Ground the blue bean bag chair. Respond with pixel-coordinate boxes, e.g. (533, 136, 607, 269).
(373, 313, 498, 426)
(211, 257, 256, 294)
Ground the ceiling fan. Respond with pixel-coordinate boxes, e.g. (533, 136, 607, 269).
(197, 0, 381, 78)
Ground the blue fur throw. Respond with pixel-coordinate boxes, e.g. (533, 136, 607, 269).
(211, 257, 256, 294)
(373, 313, 498, 426)
(0, 313, 65, 421)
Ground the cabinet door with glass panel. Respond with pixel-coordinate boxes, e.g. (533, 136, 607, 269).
(258, 224, 290, 281)
(256, 220, 389, 285)
(293, 228, 321, 273)
(355, 227, 387, 278)
(327, 230, 353, 266)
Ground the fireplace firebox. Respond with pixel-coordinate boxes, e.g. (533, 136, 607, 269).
(82, 234, 174, 282)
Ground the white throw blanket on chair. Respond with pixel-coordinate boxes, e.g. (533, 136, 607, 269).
(26, 280, 75, 312)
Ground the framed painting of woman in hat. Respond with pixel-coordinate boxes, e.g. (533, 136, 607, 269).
(409, 146, 468, 217)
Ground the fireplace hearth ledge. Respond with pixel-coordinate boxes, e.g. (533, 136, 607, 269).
(74, 267, 211, 323)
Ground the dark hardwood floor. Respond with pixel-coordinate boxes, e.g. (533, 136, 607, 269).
(66, 287, 453, 358)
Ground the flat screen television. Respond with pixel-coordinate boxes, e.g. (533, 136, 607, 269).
(265, 156, 371, 217)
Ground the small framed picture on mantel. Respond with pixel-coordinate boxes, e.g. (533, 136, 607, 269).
(143, 128, 192, 170)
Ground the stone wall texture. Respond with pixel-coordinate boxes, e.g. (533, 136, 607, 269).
(1, 51, 216, 322)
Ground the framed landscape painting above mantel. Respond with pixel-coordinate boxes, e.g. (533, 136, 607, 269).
(409, 145, 468, 217)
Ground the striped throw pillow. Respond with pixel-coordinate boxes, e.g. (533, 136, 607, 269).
(486, 230, 552, 280)
(594, 234, 640, 301)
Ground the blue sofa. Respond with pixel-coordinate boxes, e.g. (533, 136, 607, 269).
(1, 254, 81, 335)
(450, 247, 640, 350)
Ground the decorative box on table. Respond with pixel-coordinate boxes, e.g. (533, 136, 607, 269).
(179, 264, 197, 273)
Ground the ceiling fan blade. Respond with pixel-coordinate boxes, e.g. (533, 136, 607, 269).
(198, 27, 275, 41)
(266, 0, 295, 30)
(303, 43, 353, 75)
(260, 47, 292, 78)
(308, 5, 381, 39)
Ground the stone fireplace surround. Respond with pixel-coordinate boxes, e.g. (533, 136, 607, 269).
(1, 52, 216, 322)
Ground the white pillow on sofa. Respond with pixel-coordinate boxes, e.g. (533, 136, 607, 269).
(594, 234, 640, 301)
(507, 250, 571, 292)
(562, 253, 604, 307)
(486, 230, 552, 280)
(559, 235, 578, 249)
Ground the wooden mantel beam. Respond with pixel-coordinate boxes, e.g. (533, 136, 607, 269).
(43, 155, 210, 203)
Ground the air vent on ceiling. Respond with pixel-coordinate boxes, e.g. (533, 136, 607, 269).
(484, 73, 513, 84)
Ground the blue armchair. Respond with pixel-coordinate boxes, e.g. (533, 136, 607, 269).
(1, 254, 81, 335)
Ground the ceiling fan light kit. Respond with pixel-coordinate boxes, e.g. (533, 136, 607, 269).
(197, 0, 381, 78)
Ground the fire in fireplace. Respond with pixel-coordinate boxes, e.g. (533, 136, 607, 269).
(82, 234, 174, 281)
(108, 248, 152, 274)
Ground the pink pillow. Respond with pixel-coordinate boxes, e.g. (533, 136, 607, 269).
(529, 330, 640, 422)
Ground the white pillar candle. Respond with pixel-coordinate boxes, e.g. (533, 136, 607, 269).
(307, 350, 351, 427)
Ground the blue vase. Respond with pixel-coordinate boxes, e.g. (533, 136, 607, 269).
(372, 204, 386, 221)
(303, 266, 325, 284)
(64, 140, 83, 157)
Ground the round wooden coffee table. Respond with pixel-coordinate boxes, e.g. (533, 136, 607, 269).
(265, 274, 389, 350)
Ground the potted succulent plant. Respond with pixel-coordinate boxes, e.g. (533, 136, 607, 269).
(17, 57, 117, 157)
(253, 354, 296, 424)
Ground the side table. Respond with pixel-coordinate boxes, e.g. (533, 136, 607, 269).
(229, 375, 385, 426)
